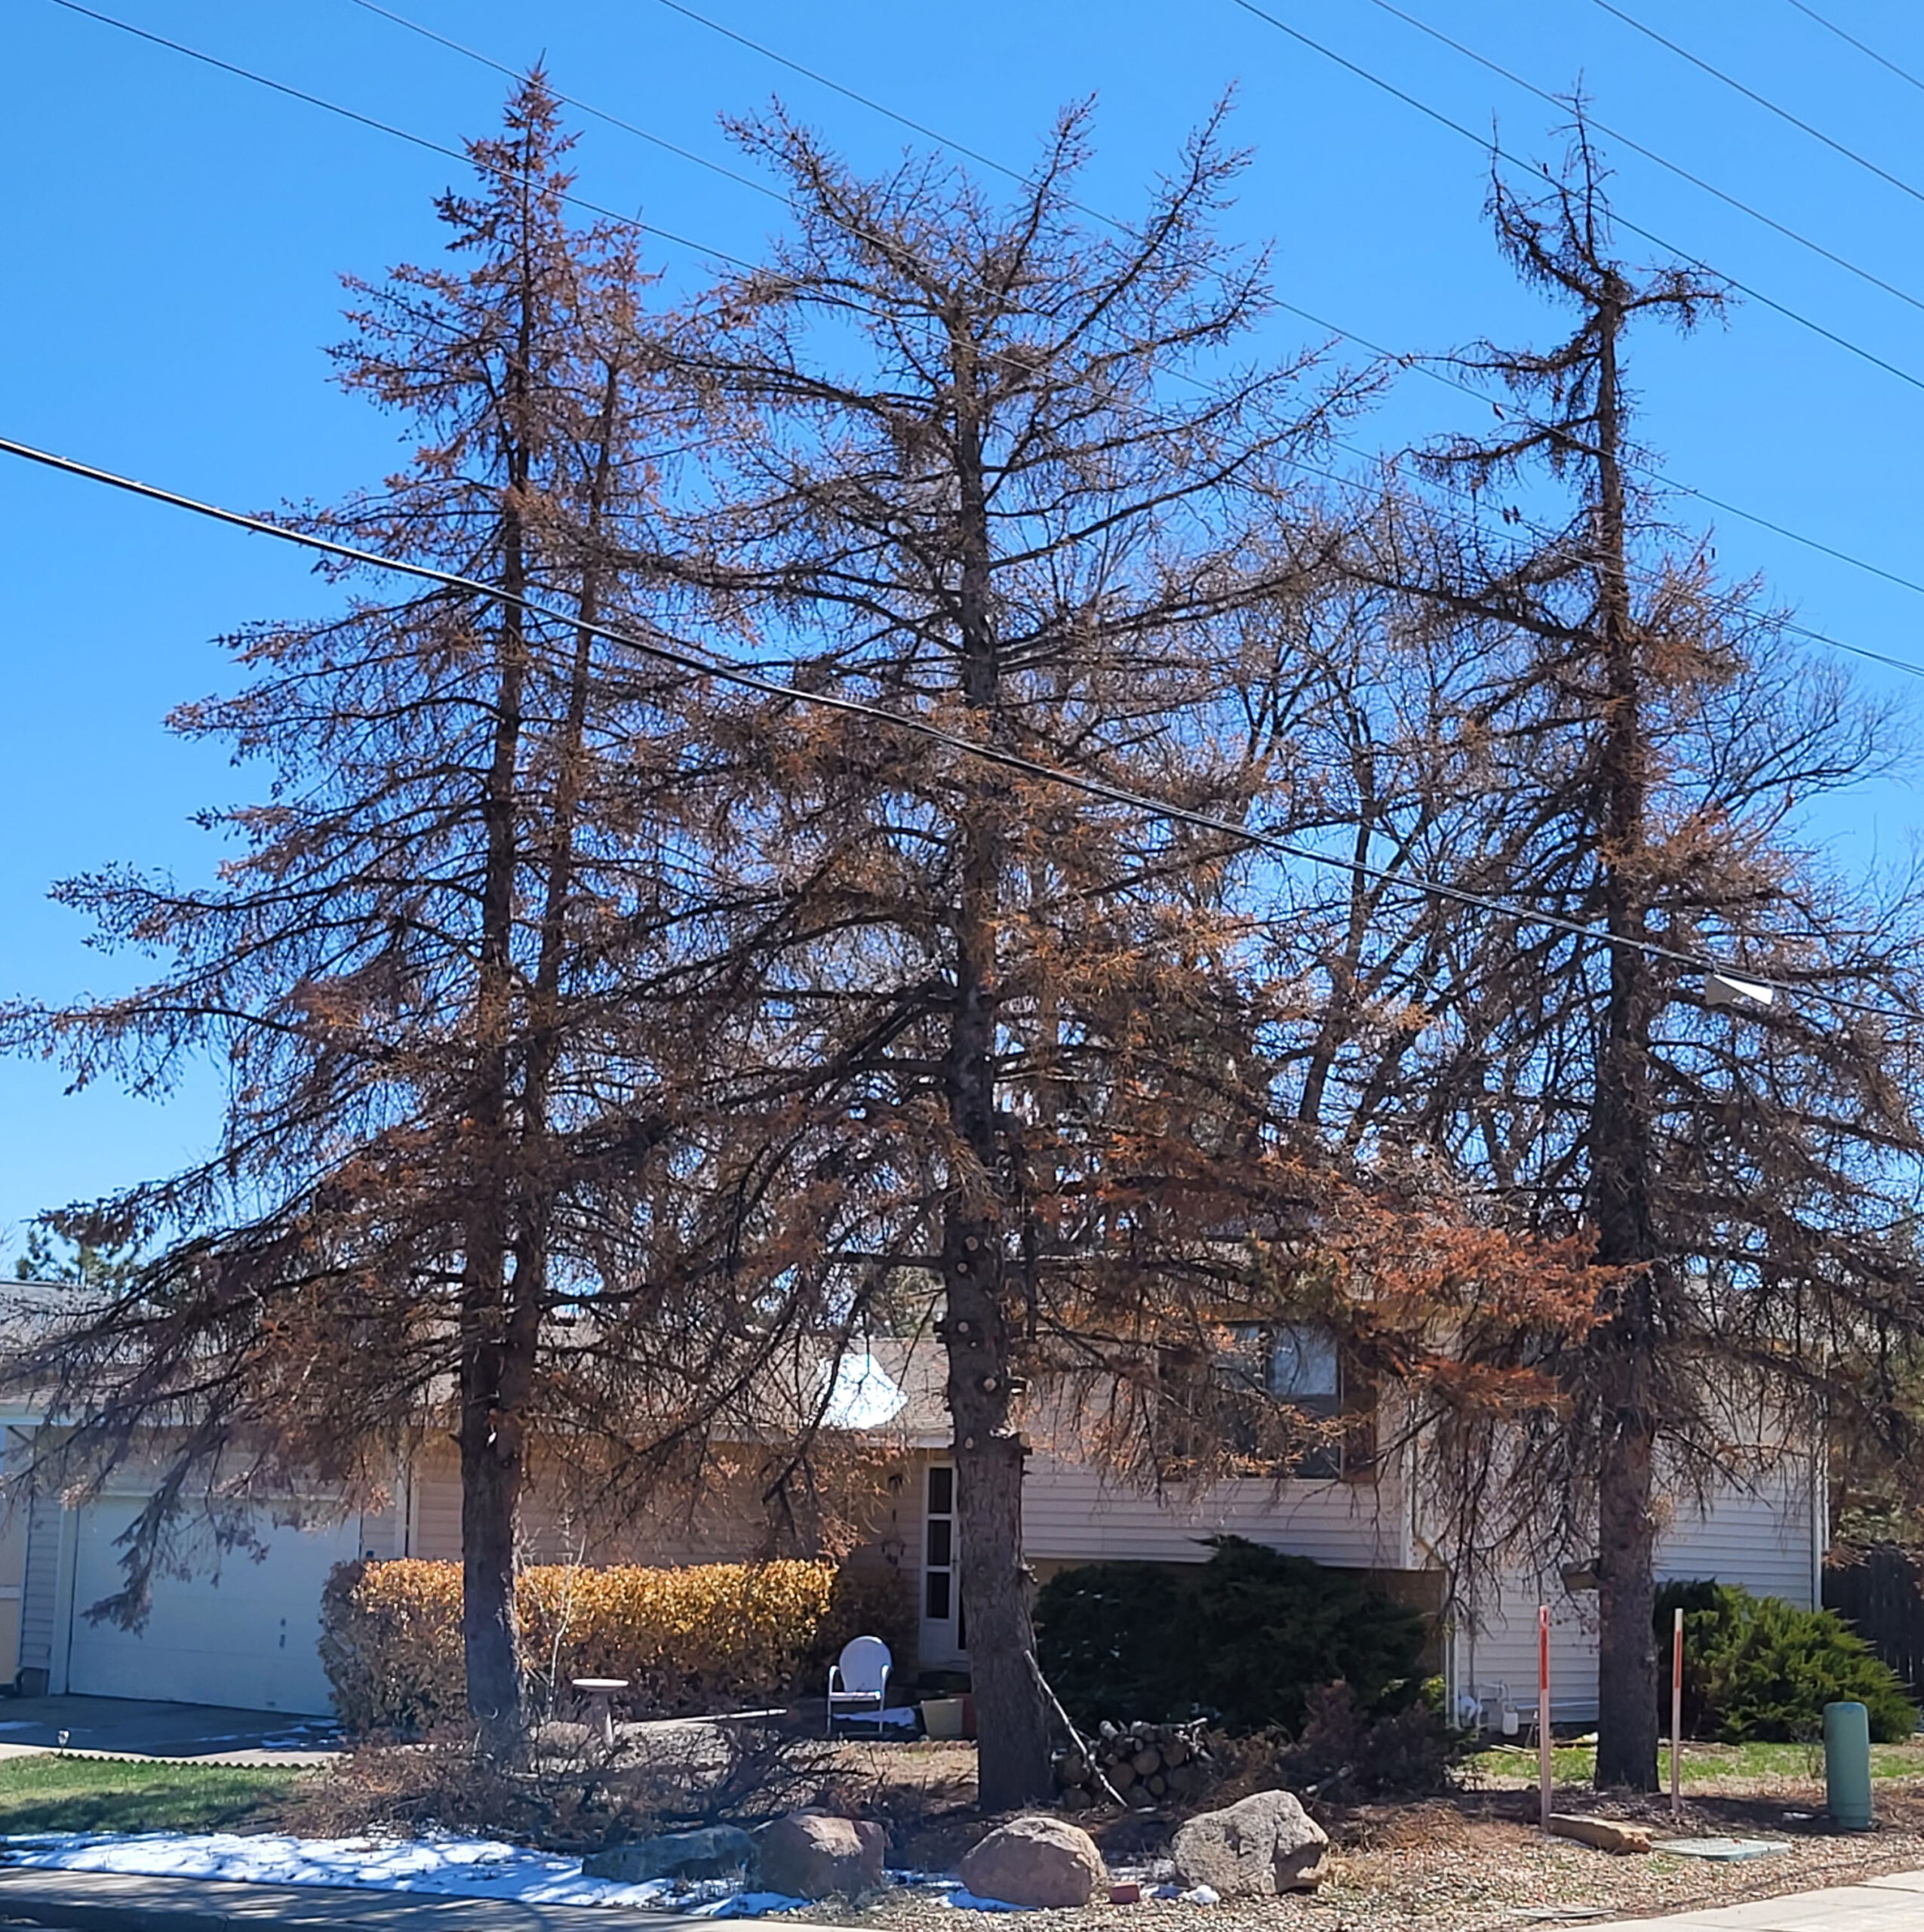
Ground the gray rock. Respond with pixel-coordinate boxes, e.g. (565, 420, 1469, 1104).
(1171, 1789, 1329, 1896)
(958, 1814, 1106, 1908)
(754, 1810, 887, 1898)
(582, 1825, 757, 1884)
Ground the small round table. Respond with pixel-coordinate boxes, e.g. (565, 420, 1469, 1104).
(571, 1676, 629, 1747)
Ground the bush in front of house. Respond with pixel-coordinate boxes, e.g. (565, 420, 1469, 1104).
(1656, 1579, 1918, 1743)
(1034, 1536, 1430, 1734)
(322, 1557, 861, 1735)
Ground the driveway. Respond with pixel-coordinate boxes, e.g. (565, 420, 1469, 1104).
(0, 1694, 340, 1764)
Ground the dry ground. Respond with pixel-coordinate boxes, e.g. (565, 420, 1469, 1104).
(808, 1739, 1924, 1932)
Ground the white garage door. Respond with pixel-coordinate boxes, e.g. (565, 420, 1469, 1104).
(66, 1503, 363, 1715)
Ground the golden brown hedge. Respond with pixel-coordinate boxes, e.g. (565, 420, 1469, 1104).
(321, 1556, 865, 1734)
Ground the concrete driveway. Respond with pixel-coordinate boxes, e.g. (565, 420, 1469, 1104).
(0, 1695, 340, 1764)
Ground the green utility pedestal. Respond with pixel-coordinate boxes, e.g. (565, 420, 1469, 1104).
(1824, 1699, 1874, 1831)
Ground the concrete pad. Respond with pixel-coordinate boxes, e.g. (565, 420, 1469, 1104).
(0, 1696, 340, 1762)
(1627, 1884, 1924, 1928)
(1572, 1873, 1924, 1930)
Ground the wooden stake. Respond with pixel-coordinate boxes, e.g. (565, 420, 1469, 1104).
(1538, 1604, 1553, 1829)
(1670, 1605, 1684, 1822)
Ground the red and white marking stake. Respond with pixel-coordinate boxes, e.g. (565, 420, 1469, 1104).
(1670, 1604, 1684, 1821)
(1538, 1604, 1553, 1828)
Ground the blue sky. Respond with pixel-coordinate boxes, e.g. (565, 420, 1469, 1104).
(5, 0, 1924, 1245)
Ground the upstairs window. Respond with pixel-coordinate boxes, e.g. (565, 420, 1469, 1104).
(1161, 1321, 1357, 1480)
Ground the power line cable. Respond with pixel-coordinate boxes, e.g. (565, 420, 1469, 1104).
(1359, 0, 1924, 319)
(1784, 0, 1924, 97)
(51, 0, 1924, 628)
(337, 0, 1924, 655)
(342, 0, 791, 212)
(43, 0, 765, 277)
(1225, 0, 1924, 399)
(650, 0, 1924, 607)
(0, 429, 1907, 1026)
(42, 0, 1924, 716)
(1595, 0, 1924, 210)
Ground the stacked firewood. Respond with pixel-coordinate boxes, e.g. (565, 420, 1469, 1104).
(1052, 1718, 1218, 1809)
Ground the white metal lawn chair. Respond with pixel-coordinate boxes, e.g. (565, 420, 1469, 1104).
(825, 1634, 892, 1737)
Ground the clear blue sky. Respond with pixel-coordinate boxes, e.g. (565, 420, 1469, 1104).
(5, 0, 1924, 1246)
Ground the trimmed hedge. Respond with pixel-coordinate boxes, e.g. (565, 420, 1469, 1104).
(321, 1557, 907, 1735)
(1034, 1536, 1430, 1734)
(1656, 1580, 1918, 1743)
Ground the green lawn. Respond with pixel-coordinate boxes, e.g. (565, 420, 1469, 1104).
(0, 1756, 301, 1837)
(1479, 1738, 1924, 1789)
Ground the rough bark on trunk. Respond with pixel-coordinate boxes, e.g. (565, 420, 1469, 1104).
(1588, 280, 1661, 1792)
(943, 334, 1053, 1811)
(459, 187, 540, 1754)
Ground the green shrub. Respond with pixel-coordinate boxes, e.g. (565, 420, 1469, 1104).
(1655, 1580, 1917, 1744)
(321, 1557, 853, 1736)
(1031, 1563, 1189, 1724)
(1034, 1536, 1430, 1734)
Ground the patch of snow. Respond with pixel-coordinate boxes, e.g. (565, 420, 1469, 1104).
(0, 1831, 681, 1909)
(941, 1889, 1028, 1912)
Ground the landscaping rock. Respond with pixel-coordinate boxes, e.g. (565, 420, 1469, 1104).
(582, 1825, 757, 1883)
(1548, 1814, 1653, 1855)
(1172, 1789, 1329, 1896)
(960, 1814, 1107, 1907)
(754, 1810, 887, 1898)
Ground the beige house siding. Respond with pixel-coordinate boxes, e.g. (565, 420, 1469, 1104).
(1021, 1450, 1411, 1572)
(17, 1487, 62, 1685)
(1458, 1452, 1824, 1725)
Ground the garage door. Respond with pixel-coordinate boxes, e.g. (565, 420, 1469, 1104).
(66, 1503, 364, 1715)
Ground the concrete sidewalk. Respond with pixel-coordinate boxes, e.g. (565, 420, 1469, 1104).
(0, 1869, 798, 1932)
(1585, 1866, 1924, 1929)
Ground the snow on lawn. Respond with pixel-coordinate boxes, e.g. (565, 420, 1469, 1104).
(0, 1829, 808, 1914)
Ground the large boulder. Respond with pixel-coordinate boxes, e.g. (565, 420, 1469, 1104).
(754, 1810, 887, 1899)
(1171, 1789, 1329, 1896)
(959, 1815, 1106, 1908)
(582, 1825, 758, 1884)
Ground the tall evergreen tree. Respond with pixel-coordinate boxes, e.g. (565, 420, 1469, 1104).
(0, 78, 750, 1752)
(1325, 120, 1924, 1788)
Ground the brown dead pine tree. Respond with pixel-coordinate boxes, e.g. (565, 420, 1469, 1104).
(662, 103, 1603, 1807)
(1333, 118, 1924, 1789)
(0, 78, 762, 1754)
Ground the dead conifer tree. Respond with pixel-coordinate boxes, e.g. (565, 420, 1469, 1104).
(663, 102, 1601, 1807)
(0, 77, 755, 1754)
(1323, 117, 1924, 1789)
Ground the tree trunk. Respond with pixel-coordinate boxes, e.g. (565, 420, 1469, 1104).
(1594, 1389, 1658, 1787)
(1587, 279, 1661, 1792)
(459, 1366, 526, 1753)
(459, 180, 540, 1752)
(943, 332, 1053, 1811)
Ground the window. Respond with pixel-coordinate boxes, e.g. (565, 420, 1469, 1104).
(1162, 1322, 1351, 1479)
(924, 1464, 956, 1624)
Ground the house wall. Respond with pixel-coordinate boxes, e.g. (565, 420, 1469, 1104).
(1458, 1452, 1824, 1725)
(1020, 1448, 1411, 1572)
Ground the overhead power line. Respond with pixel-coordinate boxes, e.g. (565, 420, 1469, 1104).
(340, 0, 1924, 660)
(1359, 0, 1924, 319)
(1224, 0, 1924, 399)
(42, 0, 764, 276)
(1595, 0, 1924, 210)
(1785, 0, 1924, 97)
(0, 429, 1907, 1028)
(50, 0, 1924, 630)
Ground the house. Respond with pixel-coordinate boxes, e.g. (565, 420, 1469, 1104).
(0, 1300, 1826, 1724)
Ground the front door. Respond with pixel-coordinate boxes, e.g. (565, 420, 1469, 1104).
(919, 1462, 966, 1668)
